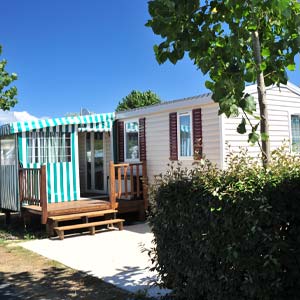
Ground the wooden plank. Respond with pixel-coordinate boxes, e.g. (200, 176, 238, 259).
(47, 204, 112, 216)
(54, 218, 124, 231)
(109, 161, 116, 209)
(130, 165, 134, 198)
(113, 163, 129, 167)
(124, 166, 128, 198)
(89, 226, 96, 235)
(117, 199, 144, 214)
(48, 209, 117, 221)
(40, 165, 48, 224)
(47, 199, 109, 210)
(57, 230, 64, 240)
(46, 219, 57, 237)
(118, 221, 123, 231)
(119, 191, 139, 197)
(117, 167, 122, 198)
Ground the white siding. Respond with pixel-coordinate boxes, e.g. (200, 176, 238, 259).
(222, 86, 300, 165)
(120, 103, 222, 183)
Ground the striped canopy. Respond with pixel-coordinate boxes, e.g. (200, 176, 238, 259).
(0, 113, 115, 136)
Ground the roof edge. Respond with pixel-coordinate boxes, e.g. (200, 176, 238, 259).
(116, 93, 213, 119)
(117, 81, 300, 119)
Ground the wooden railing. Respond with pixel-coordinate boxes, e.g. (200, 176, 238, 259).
(109, 161, 148, 210)
(19, 165, 48, 224)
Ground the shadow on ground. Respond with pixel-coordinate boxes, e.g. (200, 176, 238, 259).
(0, 267, 131, 300)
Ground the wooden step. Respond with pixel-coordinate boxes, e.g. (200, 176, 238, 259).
(48, 209, 117, 222)
(54, 218, 125, 240)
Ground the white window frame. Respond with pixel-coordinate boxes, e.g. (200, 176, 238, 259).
(290, 113, 300, 153)
(124, 119, 140, 162)
(84, 132, 106, 193)
(27, 131, 71, 164)
(177, 111, 193, 160)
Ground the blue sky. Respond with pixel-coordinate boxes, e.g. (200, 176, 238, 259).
(1, 0, 299, 118)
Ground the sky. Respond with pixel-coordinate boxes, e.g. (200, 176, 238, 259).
(1, 0, 299, 119)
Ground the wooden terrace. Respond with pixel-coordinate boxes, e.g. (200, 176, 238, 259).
(19, 161, 148, 239)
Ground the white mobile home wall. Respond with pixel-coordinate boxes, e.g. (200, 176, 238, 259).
(117, 97, 222, 183)
(117, 82, 300, 183)
(221, 83, 300, 166)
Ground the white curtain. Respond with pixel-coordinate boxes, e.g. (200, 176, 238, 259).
(28, 131, 69, 163)
(180, 115, 192, 157)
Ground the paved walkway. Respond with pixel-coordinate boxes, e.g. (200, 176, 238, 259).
(20, 223, 169, 298)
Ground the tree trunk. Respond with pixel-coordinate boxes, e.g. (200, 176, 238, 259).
(252, 30, 270, 167)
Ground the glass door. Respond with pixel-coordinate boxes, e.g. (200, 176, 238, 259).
(86, 132, 104, 192)
(94, 132, 104, 191)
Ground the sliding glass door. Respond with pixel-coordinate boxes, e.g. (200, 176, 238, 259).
(86, 132, 104, 192)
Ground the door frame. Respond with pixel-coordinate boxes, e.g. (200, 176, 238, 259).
(84, 132, 106, 194)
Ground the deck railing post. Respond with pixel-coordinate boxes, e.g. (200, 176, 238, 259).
(142, 161, 148, 211)
(40, 165, 48, 224)
(109, 161, 117, 209)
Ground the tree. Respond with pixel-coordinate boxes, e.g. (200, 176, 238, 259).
(116, 90, 161, 112)
(0, 45, 18, 110)
(147, 0, 300, 166)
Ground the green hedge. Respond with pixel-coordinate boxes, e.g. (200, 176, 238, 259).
(149, 147, 300, 300)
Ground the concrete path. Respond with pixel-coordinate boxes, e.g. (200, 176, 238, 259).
(20, 223, 169, 298)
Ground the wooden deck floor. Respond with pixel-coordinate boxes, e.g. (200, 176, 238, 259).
(23, 199, 112, 217)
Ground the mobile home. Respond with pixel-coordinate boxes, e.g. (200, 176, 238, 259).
(0, 113, 147, 237)
(115, 82, 300, 182)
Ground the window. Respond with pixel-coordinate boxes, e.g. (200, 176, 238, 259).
(291, 115, 300, 152)
(125, 121, 139, 161)
(178, 113, 192, 158)
(27, 132, 71, 163)
(0, 136, 16, 166)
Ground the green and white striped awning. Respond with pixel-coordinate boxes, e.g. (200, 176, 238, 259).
(0, 112, 115, 136)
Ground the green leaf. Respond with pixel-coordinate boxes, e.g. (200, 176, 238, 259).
(168, 51, 178, 64)
(11, 73, 18, 80)
(248, 132, 260, 144)
(287, 63, 296, 71)
(237, 117, 247, 134)
(205, 80, 214, 90)
(261, 48, 270, 57)
(0, 45, 18, 110)
(261, 132, 269, 141)
(260, 62, 267, 71)
(215, 41, 224, 48)
(247, 23, 257, 31)
(244, 96, 256, 114)
(245, 70, 255, 82)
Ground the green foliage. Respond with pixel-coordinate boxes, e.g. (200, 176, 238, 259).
(149, 145, 300, 299)
(0, 45, 18, 110)
(115, 90, 161, 112)
(146, 0, 300, 145)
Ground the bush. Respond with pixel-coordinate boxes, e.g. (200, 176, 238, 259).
(149, 146, 300, 300)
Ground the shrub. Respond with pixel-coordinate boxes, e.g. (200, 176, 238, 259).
(149, 146, 300, 300)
